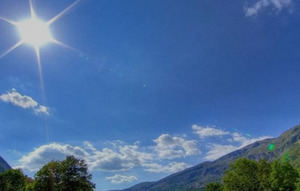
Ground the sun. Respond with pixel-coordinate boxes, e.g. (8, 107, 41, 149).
(0, 0, 80, 91)
(0, 0, 80, 59)
(17, 17, 53, 47)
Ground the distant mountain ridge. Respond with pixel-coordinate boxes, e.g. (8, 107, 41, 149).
(115, 125, 300, 191)
(0, 155, 11, 172)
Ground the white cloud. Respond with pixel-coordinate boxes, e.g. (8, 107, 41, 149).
(0, 89, 49, 115)
(18, 143, 89, 171)
(245, 0, 292, 16)
(106, 174, 137, 184)
(17, 140, 194, 175)
(17, 126, 271, 179)
(18, 142, 153, 172)
(143, 162, 190, 173)
(153, 134, 200, 159)
(204, 131, 271, 161)
(231, 132, 271, 148)
(192, 125, 229, 138)
(205, 144, 238, 161)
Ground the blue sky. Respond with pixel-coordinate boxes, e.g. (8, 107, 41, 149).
(0, 0, 300, 190)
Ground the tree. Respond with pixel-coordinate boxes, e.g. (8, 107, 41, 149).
(270, 160, 299, 191)
(205, 182, 223, 191)
(223, 158, 259, 191)
(34, 156, 95, 191)
(59, 156, 95, 191)
(296, 168, 300, 191)
(0, 169, 26, 191)
(34, 161, 61, 191)
(257, 159, 272, 191)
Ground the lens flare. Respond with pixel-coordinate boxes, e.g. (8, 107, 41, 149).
(268, 143, 275, 151)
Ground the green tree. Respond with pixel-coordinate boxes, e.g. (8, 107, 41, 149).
(205, 182, 223, 191)
(34, 161, 61, 191)
(34, 156, 95, 191)
(270, 160, 299, 191)
(296, 169, 300, 191)
(59, 156, 95, 191)
(0, 169, 26, 191)
(223, 158, 259, 191)
(257, 159, 272, 191)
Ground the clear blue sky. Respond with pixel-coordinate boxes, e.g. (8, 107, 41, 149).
(0, 0, 299, 190)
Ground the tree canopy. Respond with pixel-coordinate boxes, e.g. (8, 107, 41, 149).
(205, 158, 300, 191)
(0, 156, 95, 191)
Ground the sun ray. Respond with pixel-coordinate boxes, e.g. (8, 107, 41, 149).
(34, 46, 45, 94)
(29, 0, 36, 17)
(51, 39, 80, 53)
(47, 0, 81, 26)
(0, 41, 23, 59)
(0, 17, 17, 26)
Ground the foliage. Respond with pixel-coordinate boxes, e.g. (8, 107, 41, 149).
(296, 169, 300, 191)
(257, 159, 271, 191)
(34, 161, 61, 191)
(205, 158, 300, 191)
(0, 169, 26, 191)
(0, 156, 95, 191)
(223, 158, 259, 191)
(270, 160, 299, 191)
(34, 156, 95, 191)
(204, 182, 223, 191)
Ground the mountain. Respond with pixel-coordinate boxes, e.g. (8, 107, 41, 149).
(117, 125, 300, 191)
(0, 156, 11, 172)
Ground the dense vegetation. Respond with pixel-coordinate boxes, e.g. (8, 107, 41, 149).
(0, 156, 95, 191)
(205, 158, 300, 191)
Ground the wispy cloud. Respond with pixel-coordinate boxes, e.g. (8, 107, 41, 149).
(199, 127, 272, 160)
(0, 89, 49, 116)
(143, 162, 190, 173)
(192, 125, 229, 138)
(245, 0, 293, 16)
(205, 144, 238, 161)
(106, 174, 137, 184)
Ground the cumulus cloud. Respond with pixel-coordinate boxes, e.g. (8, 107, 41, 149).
(17, 138, 195, 175)
(0, 89, 49, 115)
(245, 0, 292, 16)
(153, 134, 200, 159)
(18, 143, 89, 171)
(18, 142, 153, 172)
(17, 126, 271, 181)
(143, 162, 190, 173)
(106, 174, 137, 184)
(192, 125, 229, 138)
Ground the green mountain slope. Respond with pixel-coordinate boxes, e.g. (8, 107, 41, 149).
(117, 125, 300, 191)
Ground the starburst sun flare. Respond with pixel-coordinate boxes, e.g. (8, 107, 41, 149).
(0, 0, 80, 69)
